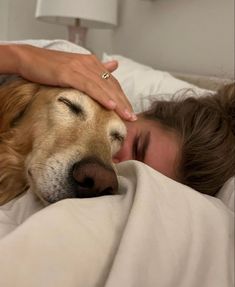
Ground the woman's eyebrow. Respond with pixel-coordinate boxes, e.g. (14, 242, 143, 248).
(140, 131, 150, 162)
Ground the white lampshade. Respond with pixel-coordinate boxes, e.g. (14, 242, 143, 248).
(35, 0, 118, 29)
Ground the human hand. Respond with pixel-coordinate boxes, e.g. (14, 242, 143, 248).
(12, 44, 136, 121)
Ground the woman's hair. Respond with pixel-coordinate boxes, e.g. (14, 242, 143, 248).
(143, 83, 235, 196)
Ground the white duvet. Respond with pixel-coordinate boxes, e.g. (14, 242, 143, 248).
(0, 161, 234, 287)
(0, 40, 234, 287)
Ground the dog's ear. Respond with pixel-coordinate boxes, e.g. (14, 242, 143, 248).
(0, 79, 40, 205)
(0, 79, 40, 133)
(0, 145, 28, 205)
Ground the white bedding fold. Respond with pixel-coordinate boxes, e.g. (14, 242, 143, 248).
(0, 161, 233, 287)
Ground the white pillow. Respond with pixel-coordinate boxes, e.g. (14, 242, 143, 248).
(103, 53, 210, 113)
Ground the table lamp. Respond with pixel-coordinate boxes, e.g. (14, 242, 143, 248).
(35, 0, 118, 46)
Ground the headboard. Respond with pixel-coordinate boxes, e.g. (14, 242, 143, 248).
(172, 73, 233, 91)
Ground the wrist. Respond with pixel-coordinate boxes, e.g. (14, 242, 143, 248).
(7, 44, 28, 75)
(0, 44, 31, 76)
(0, 44, 18, 74)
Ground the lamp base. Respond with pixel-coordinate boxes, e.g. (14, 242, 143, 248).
(68, 23, 87, 47)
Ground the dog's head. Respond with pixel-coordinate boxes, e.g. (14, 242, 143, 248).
(0, 79, 126, 205)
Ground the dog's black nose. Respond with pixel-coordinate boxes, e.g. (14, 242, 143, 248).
(71, 157, 118, 198)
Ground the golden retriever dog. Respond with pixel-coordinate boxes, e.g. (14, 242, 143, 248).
(0, 78, 126, 205)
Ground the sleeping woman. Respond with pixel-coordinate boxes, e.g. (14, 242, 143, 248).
(0, 43, 234, 196)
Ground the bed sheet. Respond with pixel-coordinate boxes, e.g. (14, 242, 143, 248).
(0, 161, 234, 287)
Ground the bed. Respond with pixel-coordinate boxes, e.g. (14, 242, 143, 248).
(0, 40, 234, 287)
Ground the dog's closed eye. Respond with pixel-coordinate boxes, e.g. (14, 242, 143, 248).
(58, 97, 85, 118)
(110, 131, 125, 144)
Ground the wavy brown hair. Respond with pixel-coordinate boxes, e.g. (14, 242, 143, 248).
(143, 83, 235, 196)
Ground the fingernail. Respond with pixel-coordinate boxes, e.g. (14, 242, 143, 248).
(108, 100, 117, 109)
(124, 109, 132, 119)
(124, 109, 137, 121)
(131, 113, 137, 121)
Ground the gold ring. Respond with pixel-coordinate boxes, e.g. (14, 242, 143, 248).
(101, 72, 111, 80)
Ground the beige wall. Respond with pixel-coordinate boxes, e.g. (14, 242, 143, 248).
(0, 0, 66, 41)
(88, 0, 234, 79)
(0, 0, 234, 78)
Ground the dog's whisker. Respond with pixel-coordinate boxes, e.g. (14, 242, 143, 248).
(31, 163, 55, 169)
(30, 166, 44, 172)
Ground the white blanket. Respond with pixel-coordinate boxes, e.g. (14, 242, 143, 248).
(0, 161, 234, 287)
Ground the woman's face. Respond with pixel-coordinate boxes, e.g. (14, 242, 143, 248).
(113, 116, 181, 180)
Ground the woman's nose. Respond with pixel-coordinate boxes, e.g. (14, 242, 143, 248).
(112, 150, 122, 163)
(112, 157, 120, 163)
(112, 146, 132, 163)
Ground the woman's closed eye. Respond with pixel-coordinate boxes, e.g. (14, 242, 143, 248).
(132, 135, 140, 161)
(132, 132, 150, 162)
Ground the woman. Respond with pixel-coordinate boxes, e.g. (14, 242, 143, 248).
(1, 43, 234, 196)
(114, 84, 235, 195)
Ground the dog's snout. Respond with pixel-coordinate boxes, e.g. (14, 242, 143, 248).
(72, 158, 118, 198)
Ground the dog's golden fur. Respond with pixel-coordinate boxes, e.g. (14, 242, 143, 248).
(0, 79, 126, 205)
(0, 80, 39, 204)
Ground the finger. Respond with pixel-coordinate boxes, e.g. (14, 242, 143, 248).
(69, 71, 137, 121)
(115, 106, 138, 122)
(102, 75, 134, 112)
(76, 61, 133, 112)
(82, 59, 134, 112)
(103, 60, 118, 73)
(65, 55, 136, 120)
(69, 72, 118, 110)
(80, 66, 134, 115)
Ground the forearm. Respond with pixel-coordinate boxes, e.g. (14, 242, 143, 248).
(0, 44, 21, 74)
(0, 43, 135, 121)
